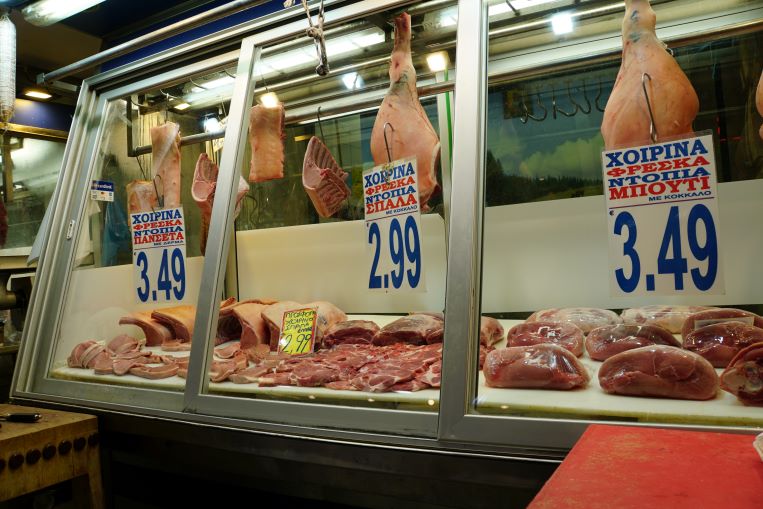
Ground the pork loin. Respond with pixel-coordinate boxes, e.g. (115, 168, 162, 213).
(483, 344, 589, 390)
(373, 314, 443, 346)
(585, 323, 680, 361)
(302, 136, 350, 217)
(719, 342, 763, 405)
(322, 320, 380, 348)
(526, 308, 622, 334)
(248, 104, 285, 183)
(684, 322, 763, 368)
(507, 321, 584, 357)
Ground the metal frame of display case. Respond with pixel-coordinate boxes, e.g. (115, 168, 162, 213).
(12, 0, 763, 460)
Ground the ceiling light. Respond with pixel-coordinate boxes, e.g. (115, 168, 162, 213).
(551, 12, 574, 34)
(22, 0, 106, 27)
(259, 92, 279, 109)
(426, 52, 449, 72)
(174, 102, 190, 111)
(24, 90, 52, 100)
(190, 75, 235, 93)
(489, 0, 557, 16)
(203, 116, 222, 133)
(341, 72, 363, 90)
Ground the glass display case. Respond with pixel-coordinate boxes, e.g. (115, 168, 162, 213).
(13, 0, 763, 456)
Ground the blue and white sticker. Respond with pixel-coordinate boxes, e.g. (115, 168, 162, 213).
(90, 180, 114, 202)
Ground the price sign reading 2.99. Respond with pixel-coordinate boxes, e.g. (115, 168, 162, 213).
(363, 157, 425, 292)
(130, 207, 187, 303)
(603, 133, 725, 296)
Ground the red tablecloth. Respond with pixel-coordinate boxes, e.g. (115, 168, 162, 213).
(529, 424, 763, 509)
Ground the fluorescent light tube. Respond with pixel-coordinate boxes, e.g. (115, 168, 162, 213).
(22, 0, 106, 27)
(24, 90, 52, 100)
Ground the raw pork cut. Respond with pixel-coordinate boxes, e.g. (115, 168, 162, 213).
(507, 321, 584, 357)
(601, 0, 699, 148)
(322, 320, 380, 348)
(106, 334, 142, 355)
(719, 342, 763, 405)
(302, 136, 350, 217)
(129, 363, 179, 380)
(681, 308, 763, 340)
(126, 180, 159, 214)
(151, 305, 196, 342)
(620, 305, 715, 334)
(526, 308, 621, 334)
(150, 122, 181, 208)
(684, 322, 763, 368)
(191, 152, 249, 254)
(305, 301, 348, 347)
(586, 323, 680, 361)
(480, 317, 504, 347)
(370, 12, 440, 209)
(248, 104, 285, 183)
(373, 314, 443, 346)
(219, 299, 275, 348)
(119, 311, 173, 346)
(261, 300, 303, 349)
(598, 345, 718, 400)
(67, 340, 107, 369)
(483, 344, 589, 390)
(757, 70, 763, 140)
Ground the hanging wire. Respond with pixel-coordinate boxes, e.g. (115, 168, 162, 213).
(641, 72, 658, 143)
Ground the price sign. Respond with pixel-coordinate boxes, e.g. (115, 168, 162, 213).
(363, 157, 425, 292)
(278, 308, 317, 355)
(130, 207, 187, 303)
(603, 132, 724, 296)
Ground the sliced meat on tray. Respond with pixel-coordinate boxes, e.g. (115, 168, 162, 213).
(67, 340, 108, 369)
(483, 344, 589, 390)
(526, 308, 621, 334)
(129, 363, 179, 380)
(585, 324, 680, 361)
(322, 320, 380, 348)
(507, 322, 584, 357)
(151, 305, 196, 343)
(620, 305, 716, 334)
(684, 322, 763, 368)
(106, 334, 142, 355)
(302, 136, 350, 217)
(719, 342, 763, 405)
(119, 311, 173, 346)
(373, 314, 443, 346)
(598, 345, 718, 400)
(681, 308, 763, 340)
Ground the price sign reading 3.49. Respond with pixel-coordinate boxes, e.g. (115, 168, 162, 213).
(363, 157, 425, 292)
(603, 132, 724, 296)
(130, 207, 187, 303)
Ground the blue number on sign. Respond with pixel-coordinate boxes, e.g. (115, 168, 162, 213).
(687, 204, 718, 291)
(368, 222, 382, 289)
(614, 211, 640, 293)
(389, 218, 405, 289)
(171, 248, 186, 299)
(157, 249, 172, 300)
(136, 251, 150, 302)
(404, 215, 421, 288)
(657, 205, 688, 290)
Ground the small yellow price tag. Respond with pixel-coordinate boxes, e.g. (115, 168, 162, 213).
(278, 308, 317, 355)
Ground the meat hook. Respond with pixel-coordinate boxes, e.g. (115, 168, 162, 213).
(519, 93, 530, 124)
(594, 79, 606, 112)
(530, 91, 547, 121)
(300, 0, 329, 77)
(382, 121, 395, 182)
(641, 72, 658, 143)
(571, 80, 591, 114)
(316, 105, 325, 140)
(505, 0, 520, 16)
(552, 85, 577, 118)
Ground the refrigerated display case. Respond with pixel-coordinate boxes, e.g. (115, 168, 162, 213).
(11, 0, 763, 467)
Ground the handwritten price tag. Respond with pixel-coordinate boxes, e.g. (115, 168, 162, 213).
(603, 132, 725, 296)
(278, 308, 318, 355)
(130, 207, 187, 303)
(363, 157, 425, 292)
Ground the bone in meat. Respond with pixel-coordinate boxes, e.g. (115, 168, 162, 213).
(601, 0, 699, 149)
(150, 122, 182, 208)
(261, 301, 303, 350)
(119, 311, 173, 347)
(720, 342, 763, 405)
(151, 305, 196, 343)
(302, 136, 350, 217)
(248, 104, 285, 183)
(370, 12, 441, 209)
(126, 180, 159, 215)
(192, 152, 249, 254)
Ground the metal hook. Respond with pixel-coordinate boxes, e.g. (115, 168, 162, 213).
(519, 93, 530, 124)
(531, 91, 547, 121)
(383, 122, 395, 163)
(152, 174, 165, 209)
(505, 0, 520, 16)
(595, 79, 606, 112)
(571, 81, 591, 114)
(316, 106, 325, 140)
(641, 72, 658, 143)
(552, 85, 577, 118)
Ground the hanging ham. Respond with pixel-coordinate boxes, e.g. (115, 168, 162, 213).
(302, 136, 350, 217)
(248, 104, 285, 182)
(601, 0, 699, 149)
(150, 122, 182, 208)
(370, 12, 441, 209)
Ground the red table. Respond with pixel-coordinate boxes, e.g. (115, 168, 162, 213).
(529, 424, 763, 509)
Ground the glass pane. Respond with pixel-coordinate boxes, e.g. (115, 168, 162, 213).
(202, 1, 457, 412)
(48, 64, 238, 391)
(476, 0, 763, 426)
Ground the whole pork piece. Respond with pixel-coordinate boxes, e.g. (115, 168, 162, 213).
(373, 314, 444, 346)
(119, 311, 173, 347)
(719, 342, 763, 405)
(322, 320, 380, 349)
(483, 344, 589, 390)
(302, 136, 350, 217)
(305, 301, 348, 347)
(150, 122, 181, 208)
(601, 0, 699, 148)
(681, 308, 763, 340)
(507, 322, 584, 357)
(480, 317, 504, 347)
(684, 322, 763, 368)
(526, 308, 621, 334)
(261, 301, 303, 350)
(621, 305, 716, 334)
(151, 305, 196, 343)
(191, 152, 249, 254)
(248, 104, 285, 183)
(126, 180, 159, 214)
(222, 300, 275, 349)
(370, 12, 440, 209)
(598, 345, 718, 400)
(586, 323, 680, 361)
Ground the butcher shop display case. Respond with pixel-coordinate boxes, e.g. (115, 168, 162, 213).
(12, 0, 763, 456)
